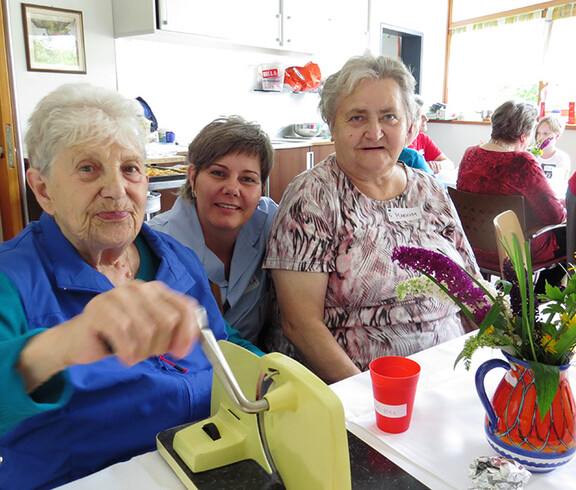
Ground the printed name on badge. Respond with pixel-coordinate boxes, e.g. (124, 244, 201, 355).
(386, 207, 422, 222)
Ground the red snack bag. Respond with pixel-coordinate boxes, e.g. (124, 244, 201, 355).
(284, 62, 322, 92)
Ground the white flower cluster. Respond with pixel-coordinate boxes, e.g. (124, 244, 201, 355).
(396, 276, 452, 303)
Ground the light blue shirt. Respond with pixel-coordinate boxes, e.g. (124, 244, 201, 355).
(148, 196, 278, 343)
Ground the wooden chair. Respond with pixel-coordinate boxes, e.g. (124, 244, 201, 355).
(493, 209, 567, 277)
(447, 187, 528, 277)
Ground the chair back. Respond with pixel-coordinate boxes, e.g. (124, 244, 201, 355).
(447, 187, 527, 252)
(493, 210, 528, 273)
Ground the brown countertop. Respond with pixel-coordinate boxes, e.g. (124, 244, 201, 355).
(146, 155, 187, 166)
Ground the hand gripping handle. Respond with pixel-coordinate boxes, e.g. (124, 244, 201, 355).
(195, 306, 269, 414)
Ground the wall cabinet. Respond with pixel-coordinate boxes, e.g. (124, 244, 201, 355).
(112, 0, 367, 55)
(268, 143, 335, 203)
(157, 0, 280, 46)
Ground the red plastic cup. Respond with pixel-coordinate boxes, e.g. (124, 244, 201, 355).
(369, 356, 421, 433)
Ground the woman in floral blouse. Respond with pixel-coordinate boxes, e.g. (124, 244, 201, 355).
(263, 54, 479, 383)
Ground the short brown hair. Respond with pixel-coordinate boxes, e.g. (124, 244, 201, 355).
(180, 116, 274, 202)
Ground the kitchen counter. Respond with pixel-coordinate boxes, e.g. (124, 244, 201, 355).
(146, 155, 187, 165)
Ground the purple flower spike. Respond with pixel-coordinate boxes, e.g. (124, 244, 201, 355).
(502, 257, 524, 317)
(392, 246, 490, 323)
(539, 136, 553, 151)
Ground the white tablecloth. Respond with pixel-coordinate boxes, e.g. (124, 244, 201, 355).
(330, 334, 576, 489)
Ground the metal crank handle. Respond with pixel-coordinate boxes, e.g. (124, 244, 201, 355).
(195, 306, 269, 414)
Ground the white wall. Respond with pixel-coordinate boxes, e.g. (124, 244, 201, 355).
(7, 0, 117, 138)
(368, 0, 449, 105)
(427, 122, 491, 165)
(114, 36, 329, 144)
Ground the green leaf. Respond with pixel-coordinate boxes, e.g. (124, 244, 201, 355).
(477, 304, 504, 333)
(550, 326, 576, 363)
(527, 360, 560, 419)
(543, 283, 565, 302)
(494, 279, 512, 295)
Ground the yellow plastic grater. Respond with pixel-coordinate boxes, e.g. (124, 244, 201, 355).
(157, 307, 351, 489)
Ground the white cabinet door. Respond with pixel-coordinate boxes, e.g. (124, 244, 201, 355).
(158, 0, 235, 39)
(230, 0, 281, 48)
(282, 0, 331, 52)
(158, 0, 281, 46)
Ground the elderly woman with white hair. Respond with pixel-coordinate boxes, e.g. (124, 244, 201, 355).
(0, 83, 226, 488)
(263, 54, 479, 383)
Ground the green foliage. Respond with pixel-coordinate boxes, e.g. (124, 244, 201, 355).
(32, 40, 78, 67)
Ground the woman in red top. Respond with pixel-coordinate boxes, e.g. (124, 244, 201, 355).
(457, 100, 566, 292)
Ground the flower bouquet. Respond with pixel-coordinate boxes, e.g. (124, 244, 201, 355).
(529, 136, 553, 158)
(392, 238, 576, 418)
(393, 239, 576, 470)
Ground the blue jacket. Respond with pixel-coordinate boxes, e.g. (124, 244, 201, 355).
(0, 214, 227, 489)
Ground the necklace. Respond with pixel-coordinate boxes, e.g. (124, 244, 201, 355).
(489, 138, 514, 151)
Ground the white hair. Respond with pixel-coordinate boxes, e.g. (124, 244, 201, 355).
(25, 83, 146, 175)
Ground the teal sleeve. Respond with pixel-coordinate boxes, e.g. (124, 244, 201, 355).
(0, 271, 72, 435)
(414, 151, 435, 175)
(224, 321, 265, 357)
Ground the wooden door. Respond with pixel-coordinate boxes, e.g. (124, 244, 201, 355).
(0, 0, 24, 241)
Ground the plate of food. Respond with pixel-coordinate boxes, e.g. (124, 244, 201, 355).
(146, 164, 189, 181)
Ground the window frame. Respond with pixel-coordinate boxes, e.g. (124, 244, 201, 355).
(443, 1, 571, 104)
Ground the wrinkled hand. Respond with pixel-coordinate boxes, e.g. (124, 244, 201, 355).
(18, 280, 203, 393)
(62, 280, 200, 367)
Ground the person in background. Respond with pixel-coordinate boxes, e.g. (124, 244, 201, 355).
(457, 100, 566, 292)
(263, 54, 479, 384)
(0, 83, 227, 488)
(399, 97, 435, 175)
(408, 95, 455, 173)
(149, 116, 277, 349)
(534, 114, 571, 192)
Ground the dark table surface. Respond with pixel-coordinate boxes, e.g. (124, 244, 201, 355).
(157, 425, 429, 489)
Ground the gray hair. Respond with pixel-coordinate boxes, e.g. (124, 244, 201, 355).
(536, 114, 565, 137)
(180, 116, 274, 202)
(412, 94, 426, 125)
(490, 100, 538, 141)
(25, 83, 146, 176)
(318, 54, 417, 130)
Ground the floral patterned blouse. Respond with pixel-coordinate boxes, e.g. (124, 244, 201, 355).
(457, 146, 566, 269)
(263, 155, 479, 371)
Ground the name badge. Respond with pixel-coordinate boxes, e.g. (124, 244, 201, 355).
(386, 207, 422, 222)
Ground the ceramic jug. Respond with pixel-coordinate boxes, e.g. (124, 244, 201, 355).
(475, 351, 576, 472)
